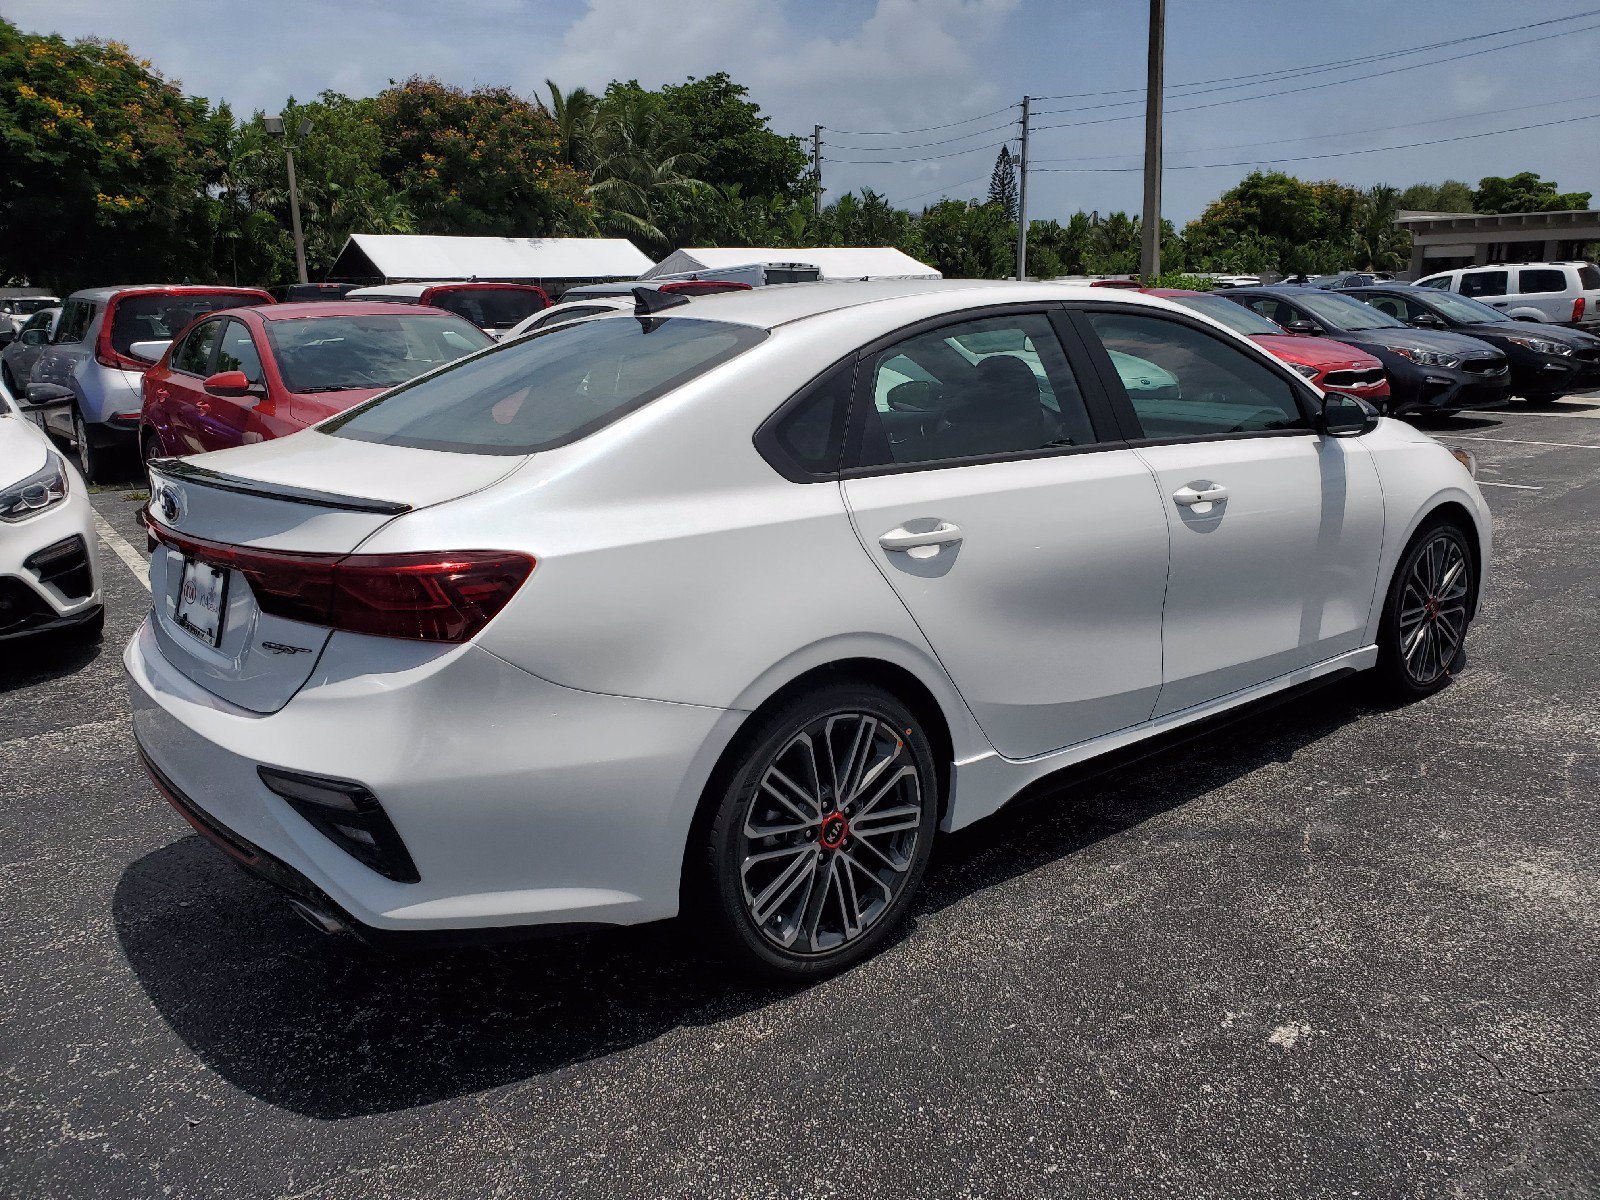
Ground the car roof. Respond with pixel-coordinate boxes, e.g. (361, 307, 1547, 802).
(248, 300, 467, 321)
(591, 278, 1186, 332)
(65, 284, 272, 303)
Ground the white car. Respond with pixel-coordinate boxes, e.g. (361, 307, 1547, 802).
(1415, 261, 1600, 331)
(126, 280, 1490, 978)
(0, 378, 103, 642)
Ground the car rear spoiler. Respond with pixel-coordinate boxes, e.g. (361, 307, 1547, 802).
(150, 459, 413, 515)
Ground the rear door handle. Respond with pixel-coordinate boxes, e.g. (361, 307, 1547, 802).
(879, 522, 964, 552)
(1173, 483, 1228, 506)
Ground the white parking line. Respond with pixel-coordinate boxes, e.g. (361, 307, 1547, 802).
(1490, 407, 1600, 420)
(1450, 436, 1599, 450)
(91, 509, 150, 592)
(1475, 481, 1544, 490)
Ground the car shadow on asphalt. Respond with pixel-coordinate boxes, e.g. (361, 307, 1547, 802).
(111, 679, 1371, 1120)
(1, 626, 108, 692)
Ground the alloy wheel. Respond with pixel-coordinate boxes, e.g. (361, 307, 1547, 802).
(74, 409, 94, 480)
(738, 711, 926, 955)
(1397, 533, 1470, 687)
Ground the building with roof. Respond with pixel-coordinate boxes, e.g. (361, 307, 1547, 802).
(1397, 209, 1600, 277)
(643, 246, 940, 281)
(326, 235, 653, 293)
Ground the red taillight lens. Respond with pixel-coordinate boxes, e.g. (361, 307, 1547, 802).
(1574, 297, 1586, 323)
(148, 524, 533, 642)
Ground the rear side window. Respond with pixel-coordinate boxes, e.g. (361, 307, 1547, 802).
(1580, 266, 1600, 289)
(1459, 271, 1508, 299)
(325, 316, 766, 454)
(1086, 311, 1306, 440)
(110, 292, 267, 359)
(759, 363, 854, 479)
(171, 321, 221, 375)
(1517, 268, 1566, 294)
(55, 300, 94, 344)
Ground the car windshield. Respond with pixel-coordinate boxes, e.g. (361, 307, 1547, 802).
(325, 315, 767, 454)
(1417, 290, 1511, 324)
(1291, 290, 1406, 331)
(264, 313, 493, 393)
(427, 288, 548, 330)
(111, 291, 268, 358)
(1172, 294, 1282, 336)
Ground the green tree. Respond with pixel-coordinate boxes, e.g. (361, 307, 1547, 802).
(1351, 184, 1408, 271)
(1184, 171, 1363, 274)
(987, 147, 1018, 222)
(653, 73, 809, 205)
(819, 189, 921, 252)
(540, 79, 598, 169)
(916, 200, 1013, 278)
(1397, 180, 1475, 213)
(372, 77, 589, 237)
(1472, 171, 1591, 214)
(0, 19, 224, 290)
(585, 86, 708, 249)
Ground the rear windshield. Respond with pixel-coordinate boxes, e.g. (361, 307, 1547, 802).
(325, 315, 766, 454)
(427, 287, 548, 330)
(111, 292, 267, 358)
(1172, 294, 1282, 336)
(263, 313, 493, 393)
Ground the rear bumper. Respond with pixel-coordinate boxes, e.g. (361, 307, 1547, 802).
(125, 618, 737, 936)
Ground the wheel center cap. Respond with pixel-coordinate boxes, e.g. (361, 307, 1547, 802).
(1426, 596, 1440, 621)
(819, 812, 849, 850)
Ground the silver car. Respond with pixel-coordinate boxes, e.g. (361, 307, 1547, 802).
(0, 305, 60, 398)
(31, 285, 272, 481)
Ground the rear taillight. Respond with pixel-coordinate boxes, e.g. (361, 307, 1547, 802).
(1574, 297, 1586, 323)
(148, 523, 533, 642)
(95, 302, 150, 372)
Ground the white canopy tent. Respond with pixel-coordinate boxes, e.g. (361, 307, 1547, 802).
(643, 246, 940, 281)
(327, 235, 653, 290)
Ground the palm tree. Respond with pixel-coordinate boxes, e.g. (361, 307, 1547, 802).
(1353, 184, 1406, 271)
(542, 80, 598, 170)
(585, 91, 708, 247)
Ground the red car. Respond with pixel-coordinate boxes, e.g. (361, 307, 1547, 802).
(1144, 288, 1391, 408)
(140, 301, 494, 462)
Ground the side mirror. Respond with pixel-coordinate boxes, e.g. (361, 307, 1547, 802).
(1409, 313, 1445, 329)
(23, 382, 75, 410)
(19, 327, 48, 346)
(203, 370, 254, 397)
(1283, 320, 1319, 335)
(128, 339, 172, 364)
(1319, 393, 1380, 438)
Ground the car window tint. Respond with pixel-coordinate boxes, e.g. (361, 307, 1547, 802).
(768, 363, 854, 476)
(856, 313, 1095, 468)
(324, 316, 764, 455)
(109, 291, 267, 358)
(1086, 311, 1306, 440)
(264, 313, 493, 394)
(1414, 276, 1450, 290)
(56, 300, 93, 343)
(428, 288, 547, 329)
(215, 319, 263, 383)
(170, 321, 221, 376)
(1579, 265, 1600, 289)
(535, 305, 612, 330)
(1242, 297, 1301, 327)
(1458, 270, 1508, 299)
(1364, 294, 1418, 322)
(1517, 269, 1565, 295)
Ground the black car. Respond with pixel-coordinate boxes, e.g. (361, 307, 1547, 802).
(1345, 285, 1600, 403)
(268, 282, 359, 303)
(1222, 286, 1510, 416)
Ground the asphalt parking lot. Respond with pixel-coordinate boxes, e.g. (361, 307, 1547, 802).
(4, 398, 1598, 1199)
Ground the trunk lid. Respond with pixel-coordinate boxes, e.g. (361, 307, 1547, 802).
(144, 432, 526, 713)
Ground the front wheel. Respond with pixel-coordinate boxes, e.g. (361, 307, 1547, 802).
(700, 684, 940, 979)
(1375, 520, 1476, 700)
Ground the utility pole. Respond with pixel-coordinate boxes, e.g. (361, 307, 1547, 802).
(266, 114, 313, 285)
(1139, 0, 1165, 281)
(1015, 97, 1031, 281)
(812, 125, 823, 216)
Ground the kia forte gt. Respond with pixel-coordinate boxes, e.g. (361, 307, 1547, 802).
(127, 281, 1491, 978)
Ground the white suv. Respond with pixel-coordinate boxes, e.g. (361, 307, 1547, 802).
(1415, 261, 1600, 330)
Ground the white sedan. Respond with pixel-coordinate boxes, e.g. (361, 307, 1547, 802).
(0, 379, 103, 642)
(127, 281, 1489, 977)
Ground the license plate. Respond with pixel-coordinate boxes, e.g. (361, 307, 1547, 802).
(175, 557, 229, 648)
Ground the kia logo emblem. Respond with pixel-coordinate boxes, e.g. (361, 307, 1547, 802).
(156, 484, 185, 525)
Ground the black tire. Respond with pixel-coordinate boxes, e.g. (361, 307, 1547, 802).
(73, 406, 105, 485)
(1374, 518, 1476, 701)
(140, 429, 165, 485)
(698, 683, 939, 980)
(1, 362, 16, 397)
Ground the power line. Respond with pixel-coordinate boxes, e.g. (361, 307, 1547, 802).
(1030, 7, 1600, 104)
(823, 103, 1018, 138)
(1030, 19, 1600, 134)
(891, 170, 996, 208)
(1030, 111, 1600, 173)
(1029, 91, 1600, 164)
(823, 120, 1023, 153)
(823, 140, 1015, 166)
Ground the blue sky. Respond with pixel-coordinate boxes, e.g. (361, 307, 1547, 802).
(8, 0, 1599, 223)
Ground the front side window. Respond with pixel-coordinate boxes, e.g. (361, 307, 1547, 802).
(1241, 297, 1307, 329)
(264, 313, 493, 395)
(55, 300, 93, 344)
(1458, 270, 1509, 299)
(325, 315, 765, 454)
(1086, 310, 1306, 440)
(215, 319, 264, 383)
(170, 320, 221, 376)
(1517, 268, 1566, 295)
(857, 313, 1096, 468)
(1362, 293, 1424, 323)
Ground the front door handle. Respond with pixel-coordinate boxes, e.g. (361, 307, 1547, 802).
(1173, 483, 1228, 507)
(879, 522, 964, 552)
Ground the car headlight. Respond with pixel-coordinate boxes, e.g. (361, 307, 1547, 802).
(1502, 334, 1572, 356)
(1449, 447, 1477, 478)
(0, 450, 69, 522)
(1289, 363, 1320, 379)
(1390, 345, 1462, 369)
